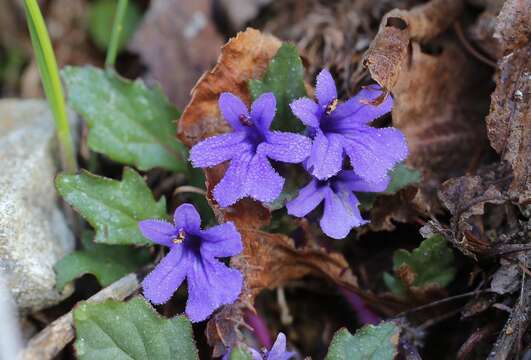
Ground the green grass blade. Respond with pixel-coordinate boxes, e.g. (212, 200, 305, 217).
(105, 0, 129, 68)
(24, 0, 78, 172)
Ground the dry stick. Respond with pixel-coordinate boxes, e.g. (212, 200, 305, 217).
(20, 273, 141, 360)
(487, 277, 530, 360)
(453, 22, 497, 68)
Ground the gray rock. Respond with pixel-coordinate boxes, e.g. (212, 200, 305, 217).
(0, 99, 76, 312)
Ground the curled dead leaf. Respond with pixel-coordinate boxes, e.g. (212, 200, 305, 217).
(363, 0, 464, 90)
(438, 162, 511, 257)
(486, 44, 530, 205)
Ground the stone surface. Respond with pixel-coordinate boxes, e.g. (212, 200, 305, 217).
(0, 99, 76, 312)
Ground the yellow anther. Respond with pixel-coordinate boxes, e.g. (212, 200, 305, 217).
(172, 228, 186, 244)
(325, 99, 339, 115)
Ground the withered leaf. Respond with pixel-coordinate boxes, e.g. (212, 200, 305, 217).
(493, 0, 531, 54)
(486, 43, 530, 204)
(130, 0, 223, 108)
(438, 163, 510, 257)
(363, 0, 464, 90)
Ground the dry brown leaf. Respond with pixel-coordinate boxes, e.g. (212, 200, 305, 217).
(438, 163, 511, 257)
(394, 40, 491, 202)
(493, 0, 531, 55)
(362, 14, 410, 93)
(363, 0, 464, 90)
(486, 45, 530, 204)
(130, 0, 223, 108)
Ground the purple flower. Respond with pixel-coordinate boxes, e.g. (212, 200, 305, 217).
(286, 170, 390, 239)
(139, 204, 243, 322)
(190, 92, 312, 208)
(223, 333, 294, 360)
(290, 69, 408, 182)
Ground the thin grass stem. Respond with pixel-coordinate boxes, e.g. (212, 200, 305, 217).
(105, 0, 129, 68)
(24, 0, 78, 172)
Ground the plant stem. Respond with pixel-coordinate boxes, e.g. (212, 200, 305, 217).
(105, 0, 129, 68)
(24, 0, 78, 173)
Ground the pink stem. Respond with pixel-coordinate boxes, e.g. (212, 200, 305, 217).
(339, 287, 381, 325)
(244, 309, 273, 349)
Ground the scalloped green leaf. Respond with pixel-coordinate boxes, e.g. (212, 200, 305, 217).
(62, 66, 187, 172)
(56, 168, 167, 245)
(54, 232, 150, 290)
(248, 43, 307, 132)
(325, 322, 400, 360)
(74, 297, 198, 360)
(384, 235, 456, 296)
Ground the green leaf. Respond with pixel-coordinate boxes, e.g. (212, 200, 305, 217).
(62, 66, 187, 172)
(325, 322, 400, 360)
(248, 43, 307, 132)
(88, 0, 142, 52)
(56, 168, 167, 245)
(54, 232, 150, 290)
(383, 235, 456, 296)
(228, 345, 254, 360)
(357, 163, 421, 209)
(384, 163, 421, 194)
(74, 297, 198, 360)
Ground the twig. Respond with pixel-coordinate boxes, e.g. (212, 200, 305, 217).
(19, 273, 141, 360)
(276, 287, 293, 326)
(487, 278, 530, 360)
(453, 22, 497, 68)
(173, 185, 207, 196)
(457, 323, 498, 360)
(393, 290, 491, 319)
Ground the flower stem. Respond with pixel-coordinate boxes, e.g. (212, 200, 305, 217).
(244, 309, 273, 349)
(338, 287, 381, 325)
(105, 0, 129, 68)
(23, 0, 78, 173)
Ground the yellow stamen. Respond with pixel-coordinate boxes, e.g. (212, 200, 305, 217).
(172, 228, 186, 244)
(326, 99, 339, 115)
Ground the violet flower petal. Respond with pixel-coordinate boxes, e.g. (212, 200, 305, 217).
(336, 170, 390, 193)
(251, 92, 276, 133)
(289, 98, 320, 128)
(138, 219, 176, 247)
(142, 247, 188, 304)
(267, 333, 295, 360)
(315, 69, 337, 107)
(286, 179, 326, 217)
(189, 132, 250, 168)
(219, 92, 249, 131)
(344, 127, 408, 183)
(185, 258, 243, 322)
(245, 154, 284, 203)
(260, 131, 312, 163)
(173, 203, 202, 233)
(307, 130, 344, 180)
(213, 151, 253, 207)
(201, 222, 243, 258)
(331, 87, 393, 127)
(320, 189, 366, 239)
